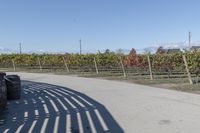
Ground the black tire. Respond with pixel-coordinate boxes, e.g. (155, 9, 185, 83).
(5, 75, 21, 100)
(0, 72, 7, 110)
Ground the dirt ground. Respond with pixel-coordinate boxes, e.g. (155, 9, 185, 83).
(92, 76, 200, 95)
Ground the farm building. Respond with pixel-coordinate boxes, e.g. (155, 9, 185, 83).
(190, 46, 200, 51)
(165, 48, 181, 54)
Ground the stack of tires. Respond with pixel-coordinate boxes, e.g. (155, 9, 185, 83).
(5, 75, 21, 100)
(0, 72, 7, 110)
(0, 73, 21, 111)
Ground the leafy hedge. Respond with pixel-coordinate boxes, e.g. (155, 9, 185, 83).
(0, 52, 199, 72)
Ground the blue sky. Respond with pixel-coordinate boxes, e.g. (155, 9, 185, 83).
(0, 0, 200, 53)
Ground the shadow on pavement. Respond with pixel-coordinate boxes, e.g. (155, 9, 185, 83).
(0, 80, 124, 133)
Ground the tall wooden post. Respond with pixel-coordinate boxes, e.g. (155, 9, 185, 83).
(147, 55, 153, 80)
(42, 57, 46, 66)
(182, 55, 193, 84)
(63, 57, 70, 72)
(37, 57, 42, 71)
(120, 57, 126, 78)
(12, 59, 16, 71)
(94, 57, 99, 74)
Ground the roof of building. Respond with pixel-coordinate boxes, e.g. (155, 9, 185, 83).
(191, 46, 200, 50)
(165, 49, 181, 54)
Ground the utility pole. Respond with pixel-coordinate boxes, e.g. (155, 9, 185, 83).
(79, 39, 82, 55)
(189, 32, 191, 51)
(19, 43, 22, 54)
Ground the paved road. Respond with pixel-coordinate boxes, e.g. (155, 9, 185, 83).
(2, 72, 200, 133)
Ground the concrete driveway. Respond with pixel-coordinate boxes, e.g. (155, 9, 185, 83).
(2, 72, 200, 133)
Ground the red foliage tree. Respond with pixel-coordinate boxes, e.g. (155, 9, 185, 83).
(156, 46, 165, 54)
(127, 48, 139, 66)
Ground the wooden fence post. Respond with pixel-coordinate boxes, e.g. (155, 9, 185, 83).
(147, 55, 153, 80)
(62, 57, 70, 72)
(12, 59, 16, 71)
(94, 57, 99, 74)
(182, 54, 193, 84)
(37, 57, 42, 71)
(42, 57, 46, 66)
(119, 57, 126, 78)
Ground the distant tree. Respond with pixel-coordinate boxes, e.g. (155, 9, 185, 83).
(97, 50, 101, 54)
(143, 48, 151, 55)
(116, 48, 124, 55)
(127, 48, 139, 66)
(64, 52, 70, 55)
(104, 49, 110, 54)
(156, 46, 165, 54)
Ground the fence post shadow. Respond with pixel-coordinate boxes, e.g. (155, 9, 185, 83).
(0, 80, 124, 133)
